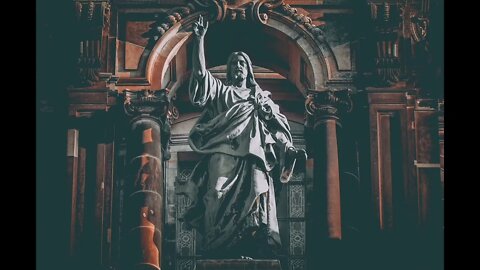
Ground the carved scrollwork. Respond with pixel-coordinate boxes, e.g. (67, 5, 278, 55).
(212, 0, 283, 23)
(145, 0, 284, 44)
(167, 104, 179, 124)
(203, 0, 283, 24)
(143, 0, 290, 49)
(251, 0, 284, 24)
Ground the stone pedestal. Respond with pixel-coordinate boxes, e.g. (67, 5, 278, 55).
(196, 259, 282, 270)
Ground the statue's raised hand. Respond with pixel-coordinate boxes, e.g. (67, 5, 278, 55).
(193, 15, 208, 39)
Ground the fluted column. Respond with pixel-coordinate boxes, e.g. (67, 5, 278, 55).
(121, 90, 171, 270)
(305, 89, 352, 240)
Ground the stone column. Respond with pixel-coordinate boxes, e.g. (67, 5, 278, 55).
(121, 90, 171, 270)
(305, 89, 352, 240)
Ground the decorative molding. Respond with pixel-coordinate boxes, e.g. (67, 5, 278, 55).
(116, 77, 150, 86)
(145, 0, 286, 44)
(67, 86, 117, 118)
(200, 0, 285, 24)
(276, 3, 325, 43)
(147, 5, 196, 43)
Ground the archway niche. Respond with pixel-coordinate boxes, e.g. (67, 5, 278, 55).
(145, 12, 339, 95)
(146, 11, 333, 270)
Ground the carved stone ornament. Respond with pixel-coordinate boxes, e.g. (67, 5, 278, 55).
(305, 89, 353, 118)
(123, 89, 170, 121)
(146, 0, 326, 50)
(277, 3, 326, 43)
(147, 5, 196, 43)
(147, 0, 284, 43)
(196, 0, 285, 24)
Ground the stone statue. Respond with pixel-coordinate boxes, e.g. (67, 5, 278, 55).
(178, 15, 306, 259)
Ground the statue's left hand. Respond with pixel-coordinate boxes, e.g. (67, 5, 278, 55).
(287, 147, 308, 161)
(255, 94, 272, 120)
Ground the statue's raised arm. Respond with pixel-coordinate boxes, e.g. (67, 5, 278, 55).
(192, 15, 208, 79)
(189, 15, 223, 107)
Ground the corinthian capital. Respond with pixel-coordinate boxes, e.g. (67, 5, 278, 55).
(305, 89, 353, 119)
(122, 89, 170, 122)
(121, 89, 173, 160)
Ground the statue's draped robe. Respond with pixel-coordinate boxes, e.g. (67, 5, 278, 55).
(181, 71, 293, 254)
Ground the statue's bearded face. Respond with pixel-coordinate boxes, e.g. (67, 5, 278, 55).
(229, 55, 248, 82)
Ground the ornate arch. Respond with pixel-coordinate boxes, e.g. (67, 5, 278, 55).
(143, 1, 352, 93)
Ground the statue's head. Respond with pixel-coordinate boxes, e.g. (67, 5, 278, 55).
(226, 51, 257, 88)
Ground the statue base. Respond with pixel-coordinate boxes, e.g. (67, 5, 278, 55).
(196, 259, 282, 270)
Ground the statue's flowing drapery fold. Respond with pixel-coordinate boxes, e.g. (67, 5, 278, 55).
(178, 71, 293, 254)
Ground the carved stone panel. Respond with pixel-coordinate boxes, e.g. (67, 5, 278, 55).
(176, 258, 195, 270)
(175, 163, 197, 270)
(176, 196, 195, 257)
(289, 185, 305, 218)
(289, 222, 305, 256)
(289, 258, 306, 270)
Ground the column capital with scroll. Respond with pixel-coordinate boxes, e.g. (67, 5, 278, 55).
(305, 89, 353, 127)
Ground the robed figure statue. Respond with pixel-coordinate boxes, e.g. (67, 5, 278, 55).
(178, 15, 306, 259)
